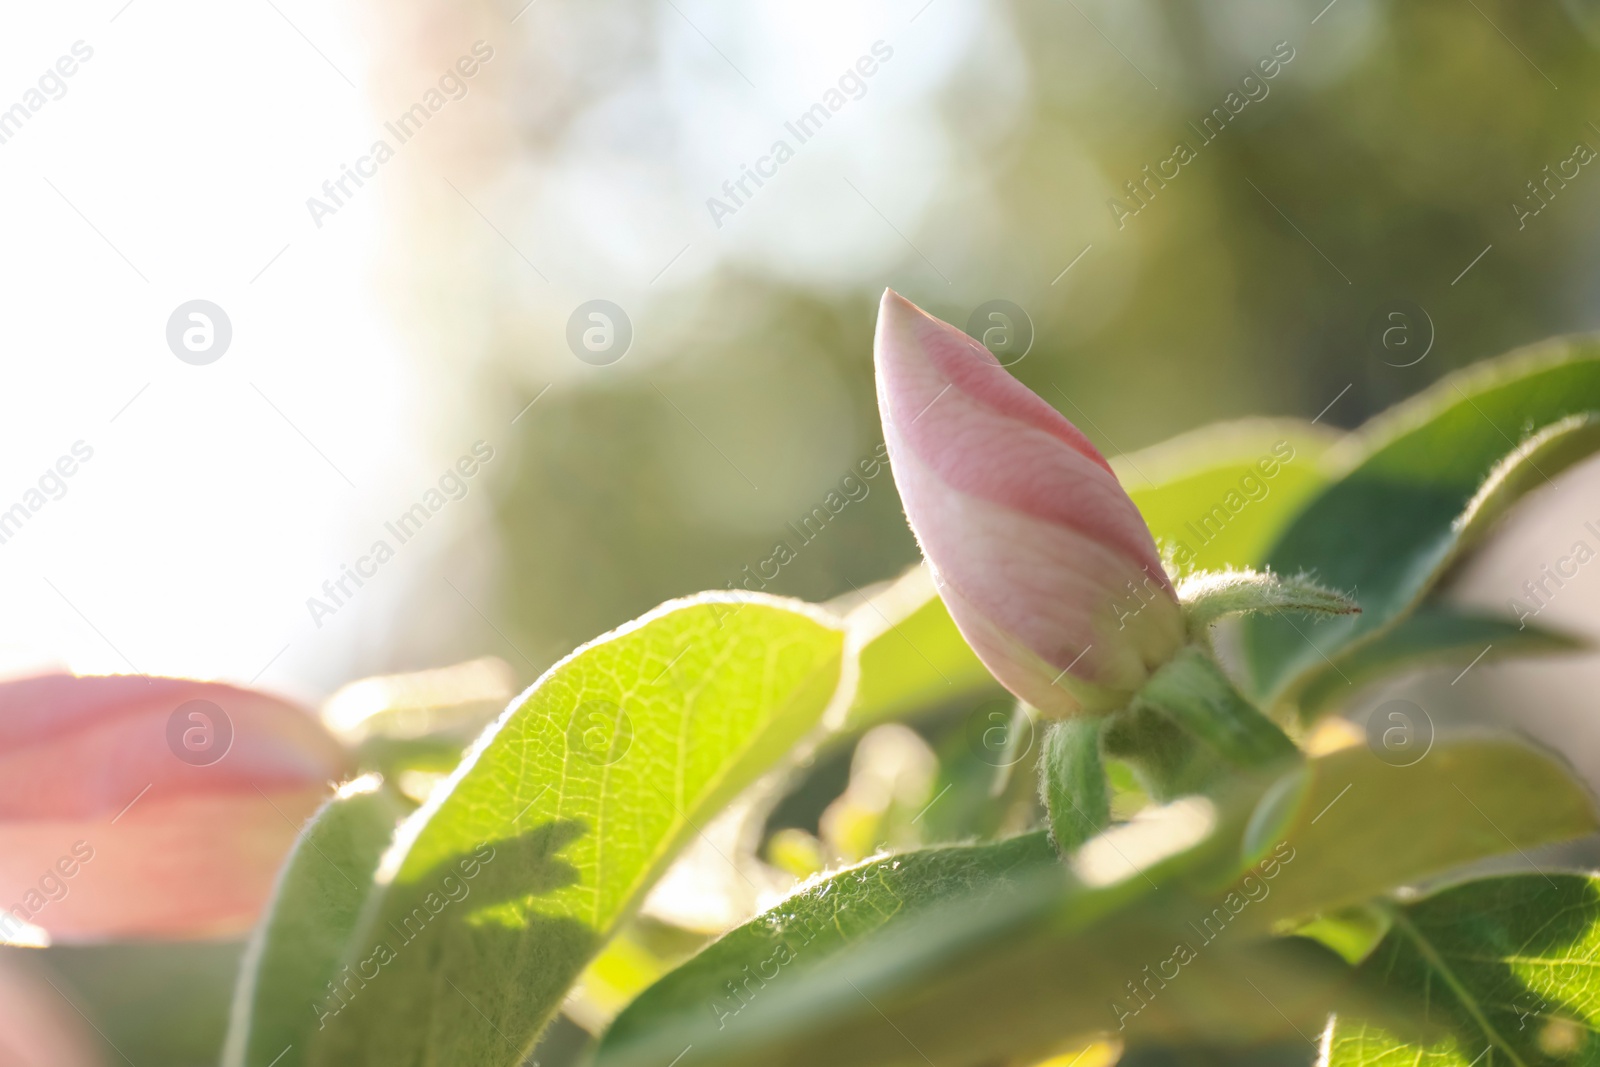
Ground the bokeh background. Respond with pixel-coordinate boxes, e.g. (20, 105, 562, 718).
(4, 0, 1600, 704)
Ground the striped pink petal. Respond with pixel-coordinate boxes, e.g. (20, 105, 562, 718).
(875, 290, 1183, 715)
(0, 673, 346, 941)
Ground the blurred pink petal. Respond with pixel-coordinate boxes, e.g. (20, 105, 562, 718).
(0, 674, 345, 941)
(0, 953, 104, 1067)
(874, 290, 1184, 716)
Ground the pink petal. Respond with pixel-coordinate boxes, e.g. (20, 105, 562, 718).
(875, 291, 1183, 714)
(0, 674, 345, 941)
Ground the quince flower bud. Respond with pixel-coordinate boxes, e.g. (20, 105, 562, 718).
(874, 290, 1184, 716)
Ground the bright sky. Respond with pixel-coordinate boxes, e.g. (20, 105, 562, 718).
(0, 0, 1010, 703)
(0, 0, 425, 703)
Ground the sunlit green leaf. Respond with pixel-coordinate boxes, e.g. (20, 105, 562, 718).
(1324, 874, 1600, 1065)
(592, 809, 1357, 1067)
(594, 737, 1595, 1067)
(1293, 903, 1393, 966)
(1117, 418, 1336, 575)
(309, 594, 849, 1067)
(599, 832, 1056, 1057)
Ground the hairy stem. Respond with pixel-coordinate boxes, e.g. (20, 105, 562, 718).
(1039, 718, 1109, 853)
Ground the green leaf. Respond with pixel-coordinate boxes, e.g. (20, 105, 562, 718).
(1130, 646, 1299, 778)
(1100, 701, 1226, 802)
(599, 832, 1057, 1056)
(1324, 874, 1600, 1066)
(1242, 735, 1599, 927)
(595, 738, 1596, 1067)
(1117, 418, 1336, 574)
(1293, 903, 1393, 966)
(1296, 606, 1587, 719)
(844, 420, 1334, 731)
(593, 810, 1358, 1067)
(1041, 719, 1109, 851)
(309, 594, 849, 1067)
(1242, 341, 1600, 711)
(1101, 643, 1298, 804)
(223, 776, 408, 1067)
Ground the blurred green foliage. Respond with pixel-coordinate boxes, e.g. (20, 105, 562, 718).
(430, 0, 1600, 680)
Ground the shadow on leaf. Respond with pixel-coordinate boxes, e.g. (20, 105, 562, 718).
(308, 818, 601, 1067)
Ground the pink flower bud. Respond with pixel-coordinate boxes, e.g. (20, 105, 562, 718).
(874, 290, 1184, 716)
(0, 673, 346, 941)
